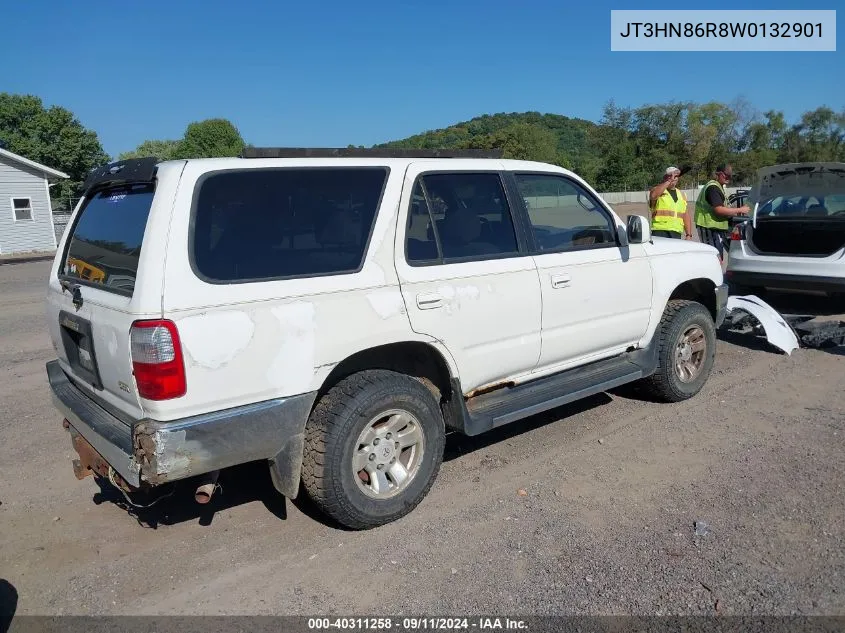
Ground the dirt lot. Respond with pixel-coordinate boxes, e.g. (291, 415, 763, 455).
(1, 260, 844, 617)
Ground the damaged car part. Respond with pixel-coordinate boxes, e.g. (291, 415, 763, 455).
(723, 295, 800, 355)
(721, 295, 845, 351)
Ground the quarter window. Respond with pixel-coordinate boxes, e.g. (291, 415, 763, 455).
(12, 197, 33, 221)
(406, 172, 519, 263)
(514, 174, 617, 252)
(192, 167, 388, 282)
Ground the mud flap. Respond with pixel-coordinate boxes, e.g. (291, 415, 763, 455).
(268, 433, 306, 499)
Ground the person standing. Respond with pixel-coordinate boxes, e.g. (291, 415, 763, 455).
(694, 164, 750, 260)
(649, 166, 693, 240)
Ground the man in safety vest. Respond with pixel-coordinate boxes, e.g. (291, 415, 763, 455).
(649, 166, 692, 240)
(694, 163, 750, 261)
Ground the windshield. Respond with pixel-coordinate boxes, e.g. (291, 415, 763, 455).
(756, 193, 845, 218)
(61, 184, 155, 295)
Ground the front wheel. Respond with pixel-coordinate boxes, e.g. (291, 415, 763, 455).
(638, 300, 717, 402)
(301, 369, 446, 530)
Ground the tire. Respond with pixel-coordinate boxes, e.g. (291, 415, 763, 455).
(301, 369, 446, 530)
(638, 300, 717, 403)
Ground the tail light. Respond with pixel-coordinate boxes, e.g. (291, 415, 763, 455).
(730, 223, 746, 241)
(130, 320, 186, 400)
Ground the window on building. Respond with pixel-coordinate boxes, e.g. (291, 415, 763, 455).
(12, 198, 33, 221)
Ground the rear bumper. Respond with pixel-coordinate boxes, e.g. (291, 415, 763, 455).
(47, 360, 317, 497)
(715, 283, 729, 328)
(725, 271, 845, 294)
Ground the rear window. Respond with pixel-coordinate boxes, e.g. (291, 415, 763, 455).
(61, 184, 154, 295)
(191, 167, 388, 282)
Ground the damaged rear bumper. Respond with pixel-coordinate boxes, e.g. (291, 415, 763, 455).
(47, 360, 316, 498)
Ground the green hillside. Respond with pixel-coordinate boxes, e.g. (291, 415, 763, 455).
(375, 103, 845, 192)
(376, 111, 597, 171)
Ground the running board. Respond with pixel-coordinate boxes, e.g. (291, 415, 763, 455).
(461, 355, 646, 436)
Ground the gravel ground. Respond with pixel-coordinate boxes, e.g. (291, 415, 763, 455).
(1, 260, 844, 618)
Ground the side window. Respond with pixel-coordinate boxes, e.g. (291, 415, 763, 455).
(514, 174, 617, 252)
(405, 172, 519, 263)
(192, 167, 387, 282)
(405, 181, 440, 263)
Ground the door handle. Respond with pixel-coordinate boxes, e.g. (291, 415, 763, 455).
(416, 293, 444, 309)
(550, 274, 571, 289)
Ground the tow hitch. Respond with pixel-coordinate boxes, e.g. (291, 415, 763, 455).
(64, 419, 135, 493)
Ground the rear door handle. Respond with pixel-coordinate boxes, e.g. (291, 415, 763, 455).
(551, 274, 571, 289)
(416, 293, 443, 309)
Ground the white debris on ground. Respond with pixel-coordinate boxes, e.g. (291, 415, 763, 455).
(724, 295, 801, 355)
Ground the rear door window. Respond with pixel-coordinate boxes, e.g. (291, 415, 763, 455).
(191, 167, 388, 282)
(405, 172, 519, 264)
(61, 183, 155, 296)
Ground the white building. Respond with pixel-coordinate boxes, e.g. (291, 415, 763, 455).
(0, 147, 68, 256)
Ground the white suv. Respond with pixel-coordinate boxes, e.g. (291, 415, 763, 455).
(46, 149, 727, 529)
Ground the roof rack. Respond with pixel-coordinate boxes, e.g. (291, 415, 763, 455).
(240, 147, 503, 159)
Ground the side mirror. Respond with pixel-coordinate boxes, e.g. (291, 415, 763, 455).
(616, 224, 629, 247)
(627, 215, 651, 244)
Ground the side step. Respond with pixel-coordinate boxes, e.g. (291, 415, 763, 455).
(462, 355, 646, 436)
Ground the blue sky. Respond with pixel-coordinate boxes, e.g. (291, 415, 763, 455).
(2, 0, 843, 158)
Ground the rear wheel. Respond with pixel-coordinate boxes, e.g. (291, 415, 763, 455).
(301, 370, 446, 530)
(639, 300, 716, 402)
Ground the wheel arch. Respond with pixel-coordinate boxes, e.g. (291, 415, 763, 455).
(668, 277, 718, 320)
(269, 338, 459, 502)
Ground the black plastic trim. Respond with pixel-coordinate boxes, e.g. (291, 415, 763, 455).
(82, 157, 159, 195)
(726, 271, 845, 293)
(57, 311, 103, 391)
(447, 343, 658, 437)
(242, 147, 503, 159)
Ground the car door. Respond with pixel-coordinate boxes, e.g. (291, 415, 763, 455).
(508, 171, 653, 372)
(395, 162, 542, 393)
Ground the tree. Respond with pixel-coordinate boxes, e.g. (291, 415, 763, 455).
(119, 139, 180, 161)
(464, 122, 560, 164)
(175, 118, 245, 158)
(0, 93, 109, 206)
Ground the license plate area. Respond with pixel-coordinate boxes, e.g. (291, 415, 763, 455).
(59, 310, 103, 390)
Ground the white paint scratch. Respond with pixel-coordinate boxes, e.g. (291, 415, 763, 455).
(179, 311, 255, 370)
(267, 302, 317, 394)
(366, 291, 406, 320)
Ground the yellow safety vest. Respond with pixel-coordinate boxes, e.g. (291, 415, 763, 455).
(651, 188, 687, 233)
(695, 180, 729, 230)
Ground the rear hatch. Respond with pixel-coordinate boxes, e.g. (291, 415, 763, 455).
(46, 158, 172, 422)
(748, 162, 845, 257)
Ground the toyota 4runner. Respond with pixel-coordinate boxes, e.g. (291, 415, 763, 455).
(46, 149, 728, 529)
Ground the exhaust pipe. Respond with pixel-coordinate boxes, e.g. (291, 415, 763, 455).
(194, 470, 220, 504)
